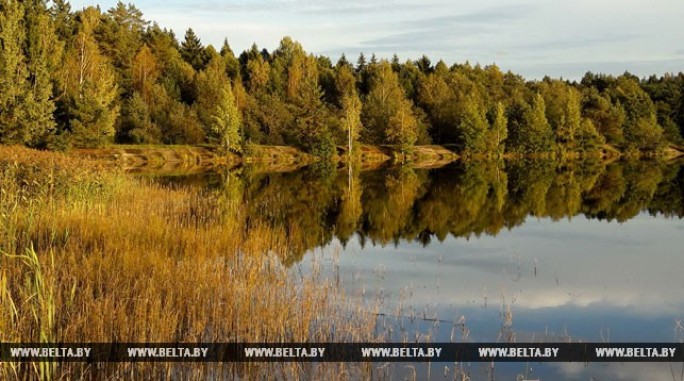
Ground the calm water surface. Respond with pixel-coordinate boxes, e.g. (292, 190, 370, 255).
(155, 159, 684, 380)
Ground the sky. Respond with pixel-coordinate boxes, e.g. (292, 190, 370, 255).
(70, 0, 684, 79)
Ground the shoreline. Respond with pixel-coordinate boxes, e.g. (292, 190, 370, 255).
(71, 143, 684, 174)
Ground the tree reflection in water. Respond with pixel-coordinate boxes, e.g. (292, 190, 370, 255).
(157, 159, 684, 266)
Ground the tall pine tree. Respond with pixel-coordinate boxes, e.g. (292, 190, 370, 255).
(180, 28, 207, 71)
(23, 0, 61, 145)
(0, 0, 30, 144)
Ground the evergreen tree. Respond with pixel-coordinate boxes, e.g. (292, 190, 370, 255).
(356, 52, 371, 95)
(50, 0, 73, 41)
(415, 55, 432, 74)
(96, 1, 147, 96)
(220, 38, 240, 81)
(356, 52, 366, 71)
(22, 0, 61, 146)
(119, 91, 159, 143)
(640, 73, 684, 145)
(290, 55, 333, 156)
(582, 87, 625, 145)
(336, 53, 351, 69)
(514, 94, 555, 153)
(0, 0, 30, 144)
(678, 81, 684, 139)
(63, 7, 120, 147)
(180, 28, 207, 71)
(220, 38, 233, 57)
(575, 118, 605, 152)
(397, 59, 423, 101)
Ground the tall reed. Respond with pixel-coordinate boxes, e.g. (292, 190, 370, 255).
(0, 146, 376, 380)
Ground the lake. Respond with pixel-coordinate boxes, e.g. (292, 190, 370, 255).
(155, 158, 684, 380)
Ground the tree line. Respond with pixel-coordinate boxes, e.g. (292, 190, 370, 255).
(2, 1, 683, 156)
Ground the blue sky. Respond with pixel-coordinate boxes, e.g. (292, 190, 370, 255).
(71, 0, 684, 79)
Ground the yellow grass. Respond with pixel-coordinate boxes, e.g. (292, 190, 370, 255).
(0, 146, 376, 380)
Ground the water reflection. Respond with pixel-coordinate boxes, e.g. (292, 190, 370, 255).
(153, 159, 684, 380)
(151, 159, 684, 266)
(163, 159, 684, 264)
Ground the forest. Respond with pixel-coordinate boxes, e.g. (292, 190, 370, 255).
(2, 0, 684, 157)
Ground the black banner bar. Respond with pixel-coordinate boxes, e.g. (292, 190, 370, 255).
(1, 343, 683, 362)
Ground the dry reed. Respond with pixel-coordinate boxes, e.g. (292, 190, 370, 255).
(0, 146, 377, 380)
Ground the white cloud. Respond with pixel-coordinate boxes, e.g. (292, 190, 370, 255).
(69, 0, 684, 78)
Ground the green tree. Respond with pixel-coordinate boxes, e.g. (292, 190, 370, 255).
(334, 64, 362, 157)
(459, 93, 489, 153)
(561, 88, 582, 150)
(334, 64, 356, 106)
(63, 7, 120, 147)
(581, 87, 625, 146)
(212, 83, 241, 151)
(398, 59, 423, 101)
(640, 74, 684, 144)
(195, 57, 242, 151)
(0, 0, 61, 146)
(363, 61, 419, 151)
(290, 55, 333, 156)
(97, 1, 147, 94)
(540, 80, 580, 150)
(340, 92, 362, 156)
(607, 75, 664, 151)
(486, 102, 508, 154)
(0, 0, 29, 144)
(220, 38, 240, 81)
(387, 99, 418, 152)
(415, 55, 432, 74)
(119, 91, 159, 143)
(180, 28, 207, 71)
(50, 0, 73, 41)
(512, 94, 555, 153)
(23, 0, 61, 146)
(417, 71, 451, 143)
(130, 44, 159, 102)
(246, 53, 270, 93)
(575, 118, 605, 152)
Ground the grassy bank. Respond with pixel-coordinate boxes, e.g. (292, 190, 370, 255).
(0, 146, 376, 380)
